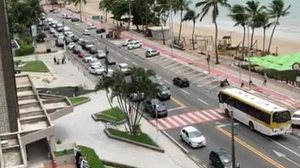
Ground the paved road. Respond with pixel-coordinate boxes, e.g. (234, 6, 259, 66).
(47, 12, 300, 168)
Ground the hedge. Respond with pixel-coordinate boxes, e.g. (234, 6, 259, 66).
(15, 39, 34, 56)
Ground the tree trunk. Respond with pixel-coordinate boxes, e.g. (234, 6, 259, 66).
(136, 24, 140, 31)
(192, 20, 195, 50)
(250, 27, 254, 49)
(263, 27, 266, 54)
(242, 26, 246, 60)
(268, 18, 279, 53)
(105, 10, 107, 22)
(161, 24, 165, 45)
(79, 1, 82, 22)
(178, 9, 183, 44)
(214, 21, 219, 64)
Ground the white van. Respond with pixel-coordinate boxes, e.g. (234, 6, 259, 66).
(118, 63, 129, 74)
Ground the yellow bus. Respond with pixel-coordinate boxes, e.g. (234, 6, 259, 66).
(218, 87, 292, 136)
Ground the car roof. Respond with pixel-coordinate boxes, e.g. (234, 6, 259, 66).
(182, 126, 198, 132)
(119, 63, 128, 66)
(294, 110, 300, 115)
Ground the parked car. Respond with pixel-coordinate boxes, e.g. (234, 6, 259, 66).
(67, 42, 76, 50)
(72, 45, 81, 54)
(78, 38, 87, 46)
(122, 39, 133, 46)
(173, 77, 190, 87)
(144, 99, 168, 118)
(56, 39, 64, 48)
(292, 110, 300, 126)
(87, 23, 96, 30)
(89, 47, 98, 54)
(96, 50, 106, 59)
(49, 28, 56, 34)
(83, 29, 91, 35)
(89, 60, 102, 67)
(65, 37, 73, 45)
(96, 28, 106, 34)
(83, 55, 96, 63)
(71, 17, 80, 22)
(66, 15, 72, 20)
(77, 50, 85, 58)
(209, 149, 240, 168)
(88, 66, 105, 75)
(118, 63, 130, 74)
(180, 126, 206, 148)
(71, 35, 79, 42)
(107, 57, 116, 65)
(83, 41, 94, 51)
(56, 26, 63, 32)
(64, 31, 73, 36)
(127, 41, 142, 50)
(145, 48, 160, 57)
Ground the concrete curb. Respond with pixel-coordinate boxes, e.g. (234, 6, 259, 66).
(72, 98, 91, 107)
(104, 128, 165, 153)
(101, 159, 137, 168)
(91, 113, 126, 125)
(161, 130, 189, 154)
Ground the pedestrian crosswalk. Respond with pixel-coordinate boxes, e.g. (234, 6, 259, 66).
(149, 109, 224, 130)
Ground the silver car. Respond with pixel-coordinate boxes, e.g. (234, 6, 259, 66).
(145, 48, 160, 57)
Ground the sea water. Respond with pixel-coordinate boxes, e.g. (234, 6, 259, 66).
(172, 0, 300, 42)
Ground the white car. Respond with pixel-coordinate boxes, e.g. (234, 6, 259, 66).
(96, 50, 106, 59)
(145, 48, 160, 57)
(127, 41, 142, 50)
(88, 66, 105, 75)
(67, 42, 76, 50)
(89, 60, 102, 67)
(87, 23, 96, 30)
(64, 26, 70, 31)
(292, 110, 300, 126)
(118, 63, 129, 74)
(122, 39, 133, 46)
(83, 29, 91, 35)
(180, 126, 206, 148)
(64, 31, 73, 36)
(83, 55, 96, 62)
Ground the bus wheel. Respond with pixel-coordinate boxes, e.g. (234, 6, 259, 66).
(225, 109, 230, 117)
(249, 122, 255, 131)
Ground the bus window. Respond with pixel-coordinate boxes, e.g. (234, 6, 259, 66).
(272, 111, 291, 123)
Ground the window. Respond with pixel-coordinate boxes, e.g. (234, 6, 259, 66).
(272, 111, 291, 123)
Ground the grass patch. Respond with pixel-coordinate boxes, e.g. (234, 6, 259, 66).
(69, 96, 89, 105)
(20, 61, 49, 72)
(107, 128, 158, 147)
(94, 107, 125, 122)
(78, 145, 105, 168)
(54, 149, 74, 157)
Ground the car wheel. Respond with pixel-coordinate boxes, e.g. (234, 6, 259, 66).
(249, 121, 255, 131)
(188, 142, 193, 148)
(209, 158, 213, 165)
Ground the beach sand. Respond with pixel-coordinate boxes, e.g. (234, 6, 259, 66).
(66, 0, 299, 55)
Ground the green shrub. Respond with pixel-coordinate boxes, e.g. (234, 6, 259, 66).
(78, 145, 105, 168)
(36, 32, 46, 43)
(15, 39, 34, 56)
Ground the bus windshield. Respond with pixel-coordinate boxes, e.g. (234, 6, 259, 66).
(272, 111, 291, 123)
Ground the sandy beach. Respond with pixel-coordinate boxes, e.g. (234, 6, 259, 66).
(66, 0, 300, 55)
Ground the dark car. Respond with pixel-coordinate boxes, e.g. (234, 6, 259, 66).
(144, 99, 168, 118)
(56, 26, 63, 32)
(173, 77, 189, 87)
(78, 38, 87, 46)
(56, 39, 64, 48)
(83, 42, 94, 51)
(209, 149, 240, 168)
(96, 28, 106, 34)
(107, 57, 116, 65)
(72, 45, 81, 54)
(89, 47, 98, 54)
(71, 17, 80, 22)
(71, 35, 79, 42)
(65, 37, 73, 45)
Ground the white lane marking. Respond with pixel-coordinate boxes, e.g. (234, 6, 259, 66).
(158, 118, 172, 129)
(181, 89, 190, 95)
(192, 75, 210, 83)
(195, 112, 210, 121)
(132, 61, 137, 65)
(172, 115, 187, 125)
(209, 109, 224, 119)
(180, 114, 195, 124)
(202, 110, 218, 120)
(216, 123, 240, 128)
(164, 80, 171, 85)
(124, 57, 129, 61)
(271, 139, 300, 158)
(166, 117, 181, 127)
(168, 106, 185, 112)
(197, 98, 209, 105)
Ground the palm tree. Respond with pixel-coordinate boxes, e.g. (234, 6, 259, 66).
(245, 0, 265, 49)
(229, 4, 248, 59)
(99, 0, 115, 22)
(173, 0, 191, 44)
(252, 12, 273, 54)
(72, 0, 87, 22)
(267, 0, 291, 53)
(183, 9, 200, 50)
(195, 0, 231, 64)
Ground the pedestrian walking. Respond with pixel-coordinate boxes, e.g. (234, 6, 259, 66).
(53, 56, 57, 64)
(56, 58, 60, 65)
(263, 74, 267, 86)
(62, 55, 66, 64)
(240, 82, 244, 88)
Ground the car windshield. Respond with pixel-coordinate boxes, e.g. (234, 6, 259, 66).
(272, 111, 291, 123)
(189, 131, 202, 138)
(219, 152, 232, 164)
(293, 114, 300, 118)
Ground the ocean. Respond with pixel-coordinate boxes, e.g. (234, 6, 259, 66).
(172, 0, 300, 42)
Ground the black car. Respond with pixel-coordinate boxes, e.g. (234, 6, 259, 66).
(144, 99, 168, 118)
(56, 39, 64, 48)
(72, 46, 81, 54)
(71, 17, 80, 22)
(173, 77, 189, 87)
(71, 35, 79, 42)
(96, 28, 106, 34)
(107, 57, 116, 65)
(89, 47, 98, 54)
(209, 149, 240, 168)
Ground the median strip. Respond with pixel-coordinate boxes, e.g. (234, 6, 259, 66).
(216, 127, 285, 168)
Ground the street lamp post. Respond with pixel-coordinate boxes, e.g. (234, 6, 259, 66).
(228, 99, 236, 168)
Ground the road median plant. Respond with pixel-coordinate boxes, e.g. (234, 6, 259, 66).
(78, 145, 105, 168)
(93, 107, 125, 123)
(69, 96, 90, 105)
(15, 39, 34, 56)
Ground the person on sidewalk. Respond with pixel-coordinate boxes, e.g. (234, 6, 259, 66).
(62, 55, 66, 64)
(53, 56, 57, 64)
(263, 74, 267, 86)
